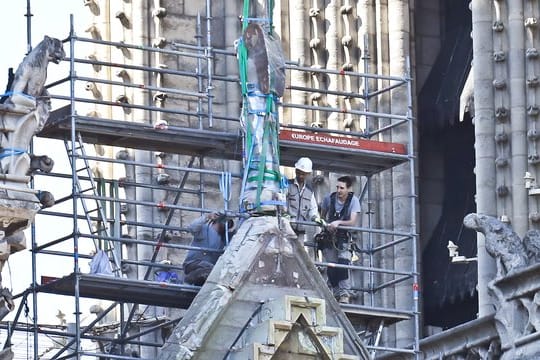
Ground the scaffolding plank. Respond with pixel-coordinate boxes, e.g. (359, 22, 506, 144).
(39, 106, 240, 159)
(39, 105, 408, 175)
(340, 303, 412, 327)
(38, 273, 198, 308)
(37, 274, 409, 329)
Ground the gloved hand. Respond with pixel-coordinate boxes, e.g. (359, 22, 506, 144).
(205, 212, 219, 223)
(209, 211, 235, 224)
(215, 211, 227, 222)
(312, 216, 327, 227)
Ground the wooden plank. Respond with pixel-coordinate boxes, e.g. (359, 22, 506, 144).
(39, 105, 408, 175)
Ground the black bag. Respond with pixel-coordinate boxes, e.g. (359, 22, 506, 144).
(315, 230, 335, 250)
(315, 229, 352, 251)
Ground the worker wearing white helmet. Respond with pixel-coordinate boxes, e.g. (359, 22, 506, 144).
(287, 157, 320, 257)
(294, 156, 313, 173)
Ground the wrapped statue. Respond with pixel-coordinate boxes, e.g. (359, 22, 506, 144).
(237, 0, 286, 214)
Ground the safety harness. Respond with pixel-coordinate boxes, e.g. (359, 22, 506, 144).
(328, 192, 354, 240)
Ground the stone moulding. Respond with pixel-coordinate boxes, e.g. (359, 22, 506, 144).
(420, 314, 499, 360)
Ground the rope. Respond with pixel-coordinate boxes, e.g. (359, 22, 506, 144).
(219, 171, 232, 203)
(242, 17, 271, 24)
(0, 148, 27, 159)
(0, 91, 36, 101)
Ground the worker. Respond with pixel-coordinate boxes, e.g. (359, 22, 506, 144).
(286, 157, 321, 257)
(320, 175, 361, 304)
(183, 212, 234, 286)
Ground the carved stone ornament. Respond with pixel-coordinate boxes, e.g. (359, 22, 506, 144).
(0, 35, 63, 329)
(464, 213, 540, 359)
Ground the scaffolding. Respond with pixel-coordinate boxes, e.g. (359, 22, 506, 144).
(1, 11, 418, 360)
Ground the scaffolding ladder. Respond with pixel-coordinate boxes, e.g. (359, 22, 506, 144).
(64, 132, 122, 275)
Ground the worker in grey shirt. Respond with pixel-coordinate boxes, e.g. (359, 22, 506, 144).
(287, 157, 320, 257)
(320, 175, 360, 304)
(183, 212, 233, 285)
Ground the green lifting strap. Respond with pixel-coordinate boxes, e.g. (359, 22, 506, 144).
(238, 43, 248, 96)
(269, 119, 281, 177)
(238, 0, 251, 96)
(244, 105, 253, 162)
(247, 173, 280, 183)
(242, 0, 250, 31)
(242, 0, 274, 32)
(266, 95, 280, 165)
(267, 0, 274, 33)
(240, 0, 282, 211)
(254, 116, 269, 209)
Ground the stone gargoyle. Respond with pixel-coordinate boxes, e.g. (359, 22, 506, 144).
(0, 35, 64, 180)
(463, 213, 540, 348)
(463, 213, 536, 278)
(0, 36, 64, 351)
(7, 35, 65, 100)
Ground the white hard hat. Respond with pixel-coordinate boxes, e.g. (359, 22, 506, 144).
(295, 157, 313, 173)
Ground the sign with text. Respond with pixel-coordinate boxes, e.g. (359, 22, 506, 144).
(279, 129, 406, 154)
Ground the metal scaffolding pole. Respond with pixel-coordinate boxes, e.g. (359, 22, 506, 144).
(12, 3, 420, 357)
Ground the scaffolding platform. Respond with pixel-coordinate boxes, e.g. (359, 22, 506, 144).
(10, 8, 420, 358)
(39, 105, 408, 176)
(39, 273, 198, 308)
(340, 303, 412, 326)
(38, 274, 409, 328)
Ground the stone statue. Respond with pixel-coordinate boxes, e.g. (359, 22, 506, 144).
(0, 36, 63, 330)
(237, 7, 286, 214)
(522, 229, 540, 264)
(7, 35, 64, 100)
(463, 213, 529, 278)
(463, 213, 540, 355)
(0, 35, 62, 180)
